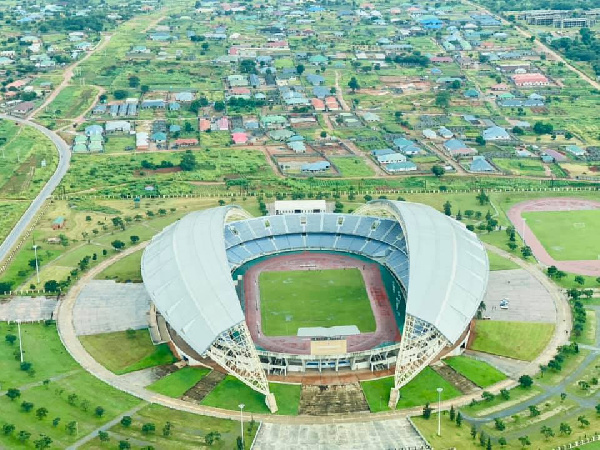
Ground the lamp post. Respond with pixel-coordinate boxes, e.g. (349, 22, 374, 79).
(32, 244, 40, 284)
(436, 387, 443, 436)
(17, 320, 23, 363)
(239, 403, 245, 448)
(522, 217, 527, 246)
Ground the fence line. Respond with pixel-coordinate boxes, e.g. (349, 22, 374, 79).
(553, 432, 600, 449)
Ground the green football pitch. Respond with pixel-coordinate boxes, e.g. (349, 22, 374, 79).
(522, 209, 600, 261)
(258, 268, 376, 336)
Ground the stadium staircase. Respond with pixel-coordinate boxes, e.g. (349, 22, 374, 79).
(298, 383, 370, 415)
(431, 362, 479, 394)
(181, 370, 227, 402)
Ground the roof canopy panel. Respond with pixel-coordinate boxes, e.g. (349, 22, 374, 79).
(141, 206, 245, 354)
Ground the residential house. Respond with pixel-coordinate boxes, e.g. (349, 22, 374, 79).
(386, 161, 417, 172)
(175, 92, 194, 102)
(85, 125, 103, 136)
(482, 126, 510, 141)
(105, 120, 131, 133)
(261, 115, 288, 129)
(512, 73, 550, 87)
(444, 138, 477, 156)
(301, 161, 330, 173)
(288, 141, 306, 153)
(311, 98, 325, 111)
(469, 156, 495, 172)
(565, 145, 586, 156)
(232, 132, 249, 144)
(173, 138, 198, 147)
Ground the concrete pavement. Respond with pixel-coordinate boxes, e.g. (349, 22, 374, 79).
(0, 115, 71, 267)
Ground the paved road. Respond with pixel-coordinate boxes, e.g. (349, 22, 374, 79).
(0, 115, 71, 265)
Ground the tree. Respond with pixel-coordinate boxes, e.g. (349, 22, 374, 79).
(98, 430, 110, 442)
(52, 417, 60, 428)
(528, 405, 540, 417)
(119, 441, 131, 450)
(2, 424, 15, 435)
(320, 131, 327, 138)
(18, 430, 31, 442)
(559, 422, 572, 435)
(476, 189, 489, 205)
(470, 424, 477, 439)
(578, 415, 590, 427)
(578, 380, 590, 391)
(500, 389, 510, 400)
(498, 437, 507, 446)
(486, 437, 492, 450)
(575, 275, 585, 285)
(482, 391, 494, 402)
(34, 435, 52, 449)
(6, 388, 20, 401)
(120, 416, 132, 428)
(95, 406, 105, 417)
(561, 392, 567, 402)
(456, 412, 462, 427)
(519, 375, 533, 388)
(494, 418, 505, 430)
(65, 421, 77, 435)
(540, 425, 554, 440)
(141, 423, 156, 435)
(475, 135, 485, 145)
(296, 64, 305, 75)
(518, 435, 530, 447)
(128, 76, 140, 88)
(44, 280, 59, 292)
(443, 201, 452, 216)
(141, 85, 149, 94)
(533, 121, 553, 135)
(449, 405, 455, 421)
(431, 165, 445, 177)
(162, 421, 173, 437)
(180, 150, 197, 171)
(36, 407, 48, 420)
(129, 235, 140, 244)
(113, 90, 129, 100)
(422, 402, 432, 419)
(205, 431, 221, 445)
(213, 100, 225, 111)
(348, 77, 360, 92)
(111, 240, 125, 251)
(5, 334, 16, 345)
(435, 90, 450, 109)
(521, 246, 532, 258)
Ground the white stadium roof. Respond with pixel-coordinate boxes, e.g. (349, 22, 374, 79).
(141, 201, 488, 356)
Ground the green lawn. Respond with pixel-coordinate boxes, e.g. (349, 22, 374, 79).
(79, 329, 176, 374)
(201, 376, 302, 415)
(470, 321, 555, 361)
(95, 249, 143, 282)
(486, 251, 519, 271)
(81, 403, 258, 449)
(361, 367, 462, 412)
(147, 367, 210, 398)
(443, 356, 506, 388)
(259, 268, 376, 336)
(522, 210, 600, 261)
(330, 156, 375, 177)
(37, 85, 99, 120)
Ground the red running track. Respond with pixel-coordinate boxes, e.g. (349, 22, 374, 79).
(507, 197, 600, 276)
(243, 252, 401, 355)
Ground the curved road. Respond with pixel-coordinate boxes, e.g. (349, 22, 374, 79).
(0, 115, 71, 264)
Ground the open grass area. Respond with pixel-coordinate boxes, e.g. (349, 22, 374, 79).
(95, 249, 143, 282)
(147, 367, 210, 398)
(79, 329, 176, 375)
(259, 268, 376, 336)
(361, 367, 462, 412)
(462, 385, 543, 417)
(81, 403, 258, 450)
(37, 85, 99, 120)
(486, 250, 519, 271)
(443, 356, 506, 388)
(470, 320, 555, 361)
(522, 210, 600, 261)
(329, 156, 375, 177)
(201, 376, 301, 416)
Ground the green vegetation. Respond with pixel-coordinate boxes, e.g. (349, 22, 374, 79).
(201, 376, 301, 416)
(523, 210, 600, 261)
(147, 367, 210, 398)
(486, 251, 519, 271)
(79, 329, 176, 374)
(330, 156, 375, 177)
(361, 367, 462, 412)
(259, 268, 375, 336)
(444, 356, 506, 388)
(37, 86, 99, 120)
(470, 321, 555, 361)
(95, 249, 143, 282)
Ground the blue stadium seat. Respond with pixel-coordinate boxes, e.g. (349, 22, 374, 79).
(354, 217, 374, 237)
(349, 235, 367, 252)
(305, 234, 321, 248)
(336, 235, 355, 251)
(272, 235, 291, 251)
(339, 215, 359, 234)
(285, 215, 303, 233)
(255, 237, 276, 253)
(269, 216, 287, 235)
(287, 234, 303, 248)
(244, 240, 261, 255)
(322, 214, 339, 232)
(369, 219, 395, 241)
(305, 214, 322, 233)
(249, 219, 269, 239)
(318, 233, 336, 248)
(233, 221, 255, 241)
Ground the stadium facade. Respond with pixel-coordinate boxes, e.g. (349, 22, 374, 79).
(141, 200, 489, 412)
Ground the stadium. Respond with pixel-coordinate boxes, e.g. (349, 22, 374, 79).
(141, 200, 489, 413)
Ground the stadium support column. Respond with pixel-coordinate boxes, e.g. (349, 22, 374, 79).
(388, 315, 448, 409)
(207, 322, 278, 413)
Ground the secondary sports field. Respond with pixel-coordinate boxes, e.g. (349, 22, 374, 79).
(522, 210, 600, 261)
(259, 268, 376, 336)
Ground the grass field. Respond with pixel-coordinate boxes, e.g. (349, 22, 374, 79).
(259, 268, 376, 336)
(201, 376, 302, 415)
(81, 403, 258, 450)
(522, 210, 600, 261)
(147, 367, 210, 398)
(470, 320, 555, 361)
(329, 156, 375, 177)
(79, 329, 176, 374)
(95, 249, 143, 282)
(37, 85, 99, 120)
(361, 367, 462, 412)
(486, 251, 519, 271)
(443, 356, 506, 388)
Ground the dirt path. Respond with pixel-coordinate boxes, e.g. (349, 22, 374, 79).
(507, 197, 600, 276)
(334, 71, 351, 111)
(30, 34, 113, 119)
